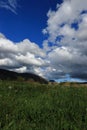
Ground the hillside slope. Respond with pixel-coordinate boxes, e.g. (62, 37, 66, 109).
(0, 69, 48, 84)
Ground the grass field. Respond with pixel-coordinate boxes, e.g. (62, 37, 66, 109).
(0, 81, 87, 130)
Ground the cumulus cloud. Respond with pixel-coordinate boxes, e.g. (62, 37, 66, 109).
(43, 0, 87, 80)
(0, 0, 87, 81)
(0, 33, 47, 77)
(0, 0, 19, 14)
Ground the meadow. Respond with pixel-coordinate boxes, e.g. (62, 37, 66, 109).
(0, 80, 87, 130)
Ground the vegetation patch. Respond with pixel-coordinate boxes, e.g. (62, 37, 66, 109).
(0, 81, 87, 130)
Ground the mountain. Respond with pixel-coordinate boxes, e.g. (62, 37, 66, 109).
(0, 69, 48, 84)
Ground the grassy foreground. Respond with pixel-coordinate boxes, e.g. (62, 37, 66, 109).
(0, 81, 87, 130)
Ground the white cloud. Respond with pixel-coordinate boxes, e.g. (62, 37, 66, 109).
(43, 0, 87, 42)
(15, 52, 45, 66)
(0, 33, 6, 39)
(8, 0, 17, 9)
(42, 0, 87, 80)
(0, 0, 18, 14)
(60, 24, 75, 37)
(0, 0, 87, 81)
(0, 38, 18, 53)
(17, 39, 46, 57)
(0, 34, 47, 77)
(14, 66, 27, 73)
(77, 14, 87, 41)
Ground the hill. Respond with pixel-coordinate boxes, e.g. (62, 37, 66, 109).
(0, 69, 48, 84)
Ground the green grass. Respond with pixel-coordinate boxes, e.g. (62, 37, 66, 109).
(0, 81, 87, 130)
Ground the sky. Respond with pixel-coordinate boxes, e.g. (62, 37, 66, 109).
(0, 0, 87, 82)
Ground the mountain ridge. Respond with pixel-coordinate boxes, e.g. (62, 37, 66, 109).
(0, 69, 48, 84)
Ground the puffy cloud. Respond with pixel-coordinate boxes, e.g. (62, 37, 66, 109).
(0, 33, 47, 77)
(0, 0, 18, 14)
(43, 0, 87, 42)
(17, 39, 46, 57)
(1, 0, 87, 81)
(47, 46, 87, 80)
(43, 0, 87, 80)
(77, 14, 87, 41)
(15, 52, 45, 66)
(13, 66, 27, 73)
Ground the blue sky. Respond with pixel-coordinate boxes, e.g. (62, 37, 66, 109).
(0, 0, 87, 82)
(0, 0, 62, 46)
